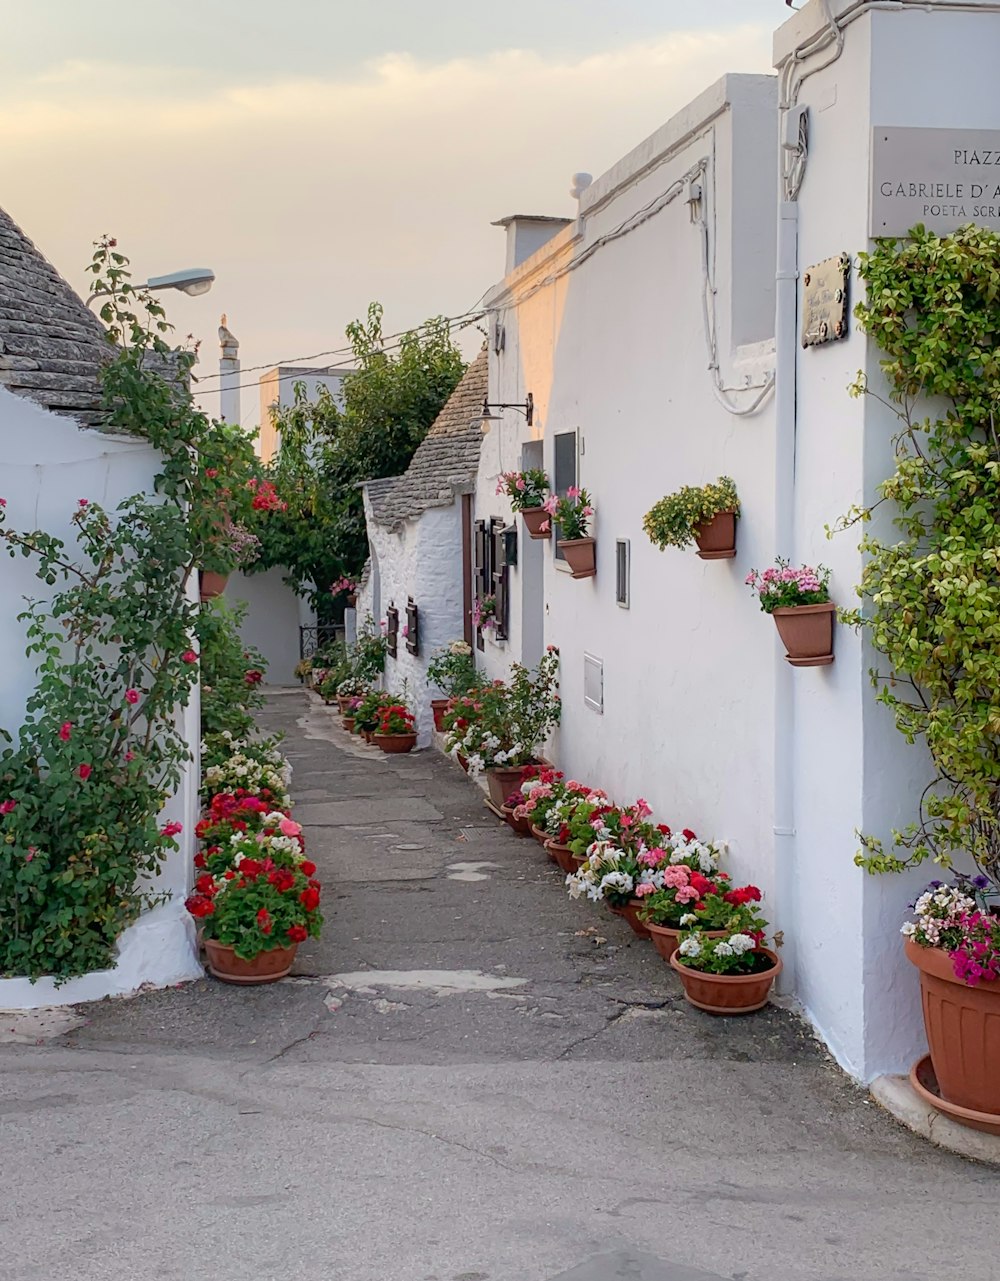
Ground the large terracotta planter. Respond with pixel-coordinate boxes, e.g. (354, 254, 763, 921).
(457, 752, 469, 773)
(693, 511, 737, 560)
(204, 938, 298, 985)
(375, 732, 417, 754)
(905, 937, 1000, 1117)
(547, 841, 578, 875)
(521, 507, 552, 540)
(558, 537, 596, 579)
(342, 716, 356, 732)
(199, 570, 229, 601)
(670, 947, 782, 1014)
(771, 602, 835, 667)
(485, 765, 527, 809)
(609, 899, 652, 939)
(646, 921, 728, 964)
(431, 698, 450, 731)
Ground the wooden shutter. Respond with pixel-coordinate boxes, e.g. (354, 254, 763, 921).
(491, 518, 509, 640)
(386, 604, 399, 659)
(474, 520, 488, 650)
(405, 598, 419, 655)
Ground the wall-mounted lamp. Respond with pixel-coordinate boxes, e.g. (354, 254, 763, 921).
(473, 392, 534, 432)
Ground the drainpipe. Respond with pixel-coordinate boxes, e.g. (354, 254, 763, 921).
(773, 199, 799, 994)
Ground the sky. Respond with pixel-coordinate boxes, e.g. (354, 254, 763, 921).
(0, 1, 782, 424)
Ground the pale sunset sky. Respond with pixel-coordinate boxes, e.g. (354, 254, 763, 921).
(1, 1, 780, 423)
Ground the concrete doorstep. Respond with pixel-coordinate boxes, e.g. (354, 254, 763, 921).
(871, 1074, 1000, 1165)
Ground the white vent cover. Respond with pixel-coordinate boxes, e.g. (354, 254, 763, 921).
(584, 652, 604, 714)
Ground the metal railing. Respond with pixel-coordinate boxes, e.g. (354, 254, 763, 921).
(299, 624, 345, 661)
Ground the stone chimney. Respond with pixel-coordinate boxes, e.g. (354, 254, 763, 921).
(491, 214, 573, 275)
(218, 313, 240, 424)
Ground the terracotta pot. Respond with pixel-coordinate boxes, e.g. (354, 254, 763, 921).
(431, 698, 450, 731)
(485, 765, 527, 809)
(501, 804, 532, 837)
(909, 1054, 1000, 1137)
(458, 752, 469, 773)
(199, 570, 229, 601)
(609, 899, 652, 939)
(646, 921, 728, 964)
(363, 729, 375, 744)
(547, 841, 578, 874)
(905, 937, 1000, 1116)
(771, 602, 835, 667)
(375, 731, 417, 754)
(342, 716, 356, 732)
(521, 507, 552, 540)
(204, 938, 298, 985)
(530, 822, 550, 847)
(557, 537, 596, 579)
(669, 947, 782, 1014)
(337, 696, 352, 714)
(693, 511, 737, 560)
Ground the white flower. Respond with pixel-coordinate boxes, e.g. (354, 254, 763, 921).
(713, 941, 734, 957)
(678, 937, 701, 957)
(728, 933, 756, 954)
(900, 921, 917, 937)
(679, 913, 698, 926)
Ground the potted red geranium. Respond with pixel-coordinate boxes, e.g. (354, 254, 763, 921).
(638, 868, 761, 963)
(374, 702, 418, 753)
(186, 847, 322, 984)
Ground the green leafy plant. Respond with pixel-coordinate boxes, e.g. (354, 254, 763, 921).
(445, 648, 561, 772)
(675, 926, 773, 975)
(544, 488, 594, 541)
(835, 224, 1000, 891)
(426, 640, 478, 699)
(642, 476, 740, 550)
(196, 599, 267, 738)
(352, 688, 395, 733)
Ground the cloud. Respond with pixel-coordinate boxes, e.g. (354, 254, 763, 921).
(0, 27, 773, 419)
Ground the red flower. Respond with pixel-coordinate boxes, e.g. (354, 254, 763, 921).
(268, 868, 296, 892)
(0, 799, 16, 816)
(689, 872, 714, 895)
(300, 886, 321, 911)
(656, 824, 672, 836)
(724, 885, 762, 907)
(287, 925, 308, 943)
(195, 819, 211, 839)
(256, 908, 273, 935)
(59, 722, 73, 742)
(300, 861, 317, 877)
(681, 829, 697, 841)
(181, 650, 198, 664)
(125, 688, 140, 705)
(77, 763, 93, 781)
(161, 820, 183, 838)
(231, 820, 248, 833)
(205, 468, 219, 479)
(694, 901, 706, 912)
(193, 852, 206, 869)
(185, 894, 215, 918)
(195, 874, 217, 896)
(238, 858, 263, 879)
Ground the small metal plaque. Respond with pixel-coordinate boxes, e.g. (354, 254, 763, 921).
(801, 253, 850, 348)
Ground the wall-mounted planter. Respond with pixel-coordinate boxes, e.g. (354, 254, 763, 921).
(694, 511, 737, 560)
(558, 537, 596, 579)
(199, 570, 229, 601)
(772, 602, 835, 667)
(521, 508, 551, 540)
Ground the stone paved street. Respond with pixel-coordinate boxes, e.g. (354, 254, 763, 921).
(0, 689, 997, 1281)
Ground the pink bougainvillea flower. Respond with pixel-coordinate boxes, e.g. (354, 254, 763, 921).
(59, 722, 72, 742)
(181, 650, 198, 664)
(124, 750, 135, 762)
(0, 799, 16, 815)
(161, 821, 183, 838)
(125, 688, 140, 705)
(77, 763, 93, 781)
(78, 499, 89, 508)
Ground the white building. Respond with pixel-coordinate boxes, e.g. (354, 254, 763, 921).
(257, 363, 352, 463)
(359, 0, 1000, 1083)
(0, 206, 202, 1006)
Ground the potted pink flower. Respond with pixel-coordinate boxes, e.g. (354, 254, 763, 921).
(546, 488, 595, 578)
(746, 558, 835, 666)
(497, 469, 551, 539)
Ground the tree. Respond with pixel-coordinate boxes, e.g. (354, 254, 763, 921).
(254, 302, 466, 617)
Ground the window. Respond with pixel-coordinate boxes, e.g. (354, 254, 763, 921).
(615, 539, 630, 608)
(474, 518, 510, 646)
(552, 430, 578, 562)
(584, 653, 604, 713)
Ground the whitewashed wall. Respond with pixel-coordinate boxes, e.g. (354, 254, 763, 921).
(227, 567, 312, 685)
(0, 385, 201, 1006)
(362, 492, 467, 747)
(477, 73, 781, 904)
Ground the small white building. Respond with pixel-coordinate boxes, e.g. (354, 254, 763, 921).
(357, 352, 487, 744)
(0, 206, 202, 1006)
(257, 363, 352, 463)
(359, 0, 1000, 1083)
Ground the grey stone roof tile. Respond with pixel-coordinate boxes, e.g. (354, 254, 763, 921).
(362, 349, 486, 531)
(0, 206, 110, 423)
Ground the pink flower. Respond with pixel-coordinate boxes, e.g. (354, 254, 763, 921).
(125, 688, 140, 705)
(25, 848, 35, 862)
(635, 798, 652, 819)
(59, 722, 72, 742)
(0, 800, 16, 815)
(662, 866, 691, 889)
(402, 625, 409, 637)
(125, 751, 135, 762)
(77, 763, 93, 781)
(515, 477, 526, 491)
(542, 496, 559, 515)
(78, 499, 89, 508)
(279, 818, 302, 838)
(181, 650, 197, 664)
(566, 486, 580, 499)
(635, 882, 655, 897)
(495, 482, 503, 496)
(161, 821, 183, 838)
(539, 519, 550, 532)
(0, 498, 6, 507)
(675, 885, 699, 904)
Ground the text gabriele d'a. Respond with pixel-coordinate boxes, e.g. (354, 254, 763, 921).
(880, 149, 1000, 219)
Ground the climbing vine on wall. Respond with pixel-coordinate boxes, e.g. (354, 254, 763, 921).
(837, 224, 1000, 891)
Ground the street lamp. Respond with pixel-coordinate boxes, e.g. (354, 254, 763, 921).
(86, 267, 216, 308)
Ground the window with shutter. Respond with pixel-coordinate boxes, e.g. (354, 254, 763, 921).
(552, 431, 578, 561)
(386, 605, 399, 659)
(491, 518, 509, 640)
(473, 520, 487, 651)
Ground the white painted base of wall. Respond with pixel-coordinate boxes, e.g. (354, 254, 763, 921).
(0, 900, 203, 1010)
